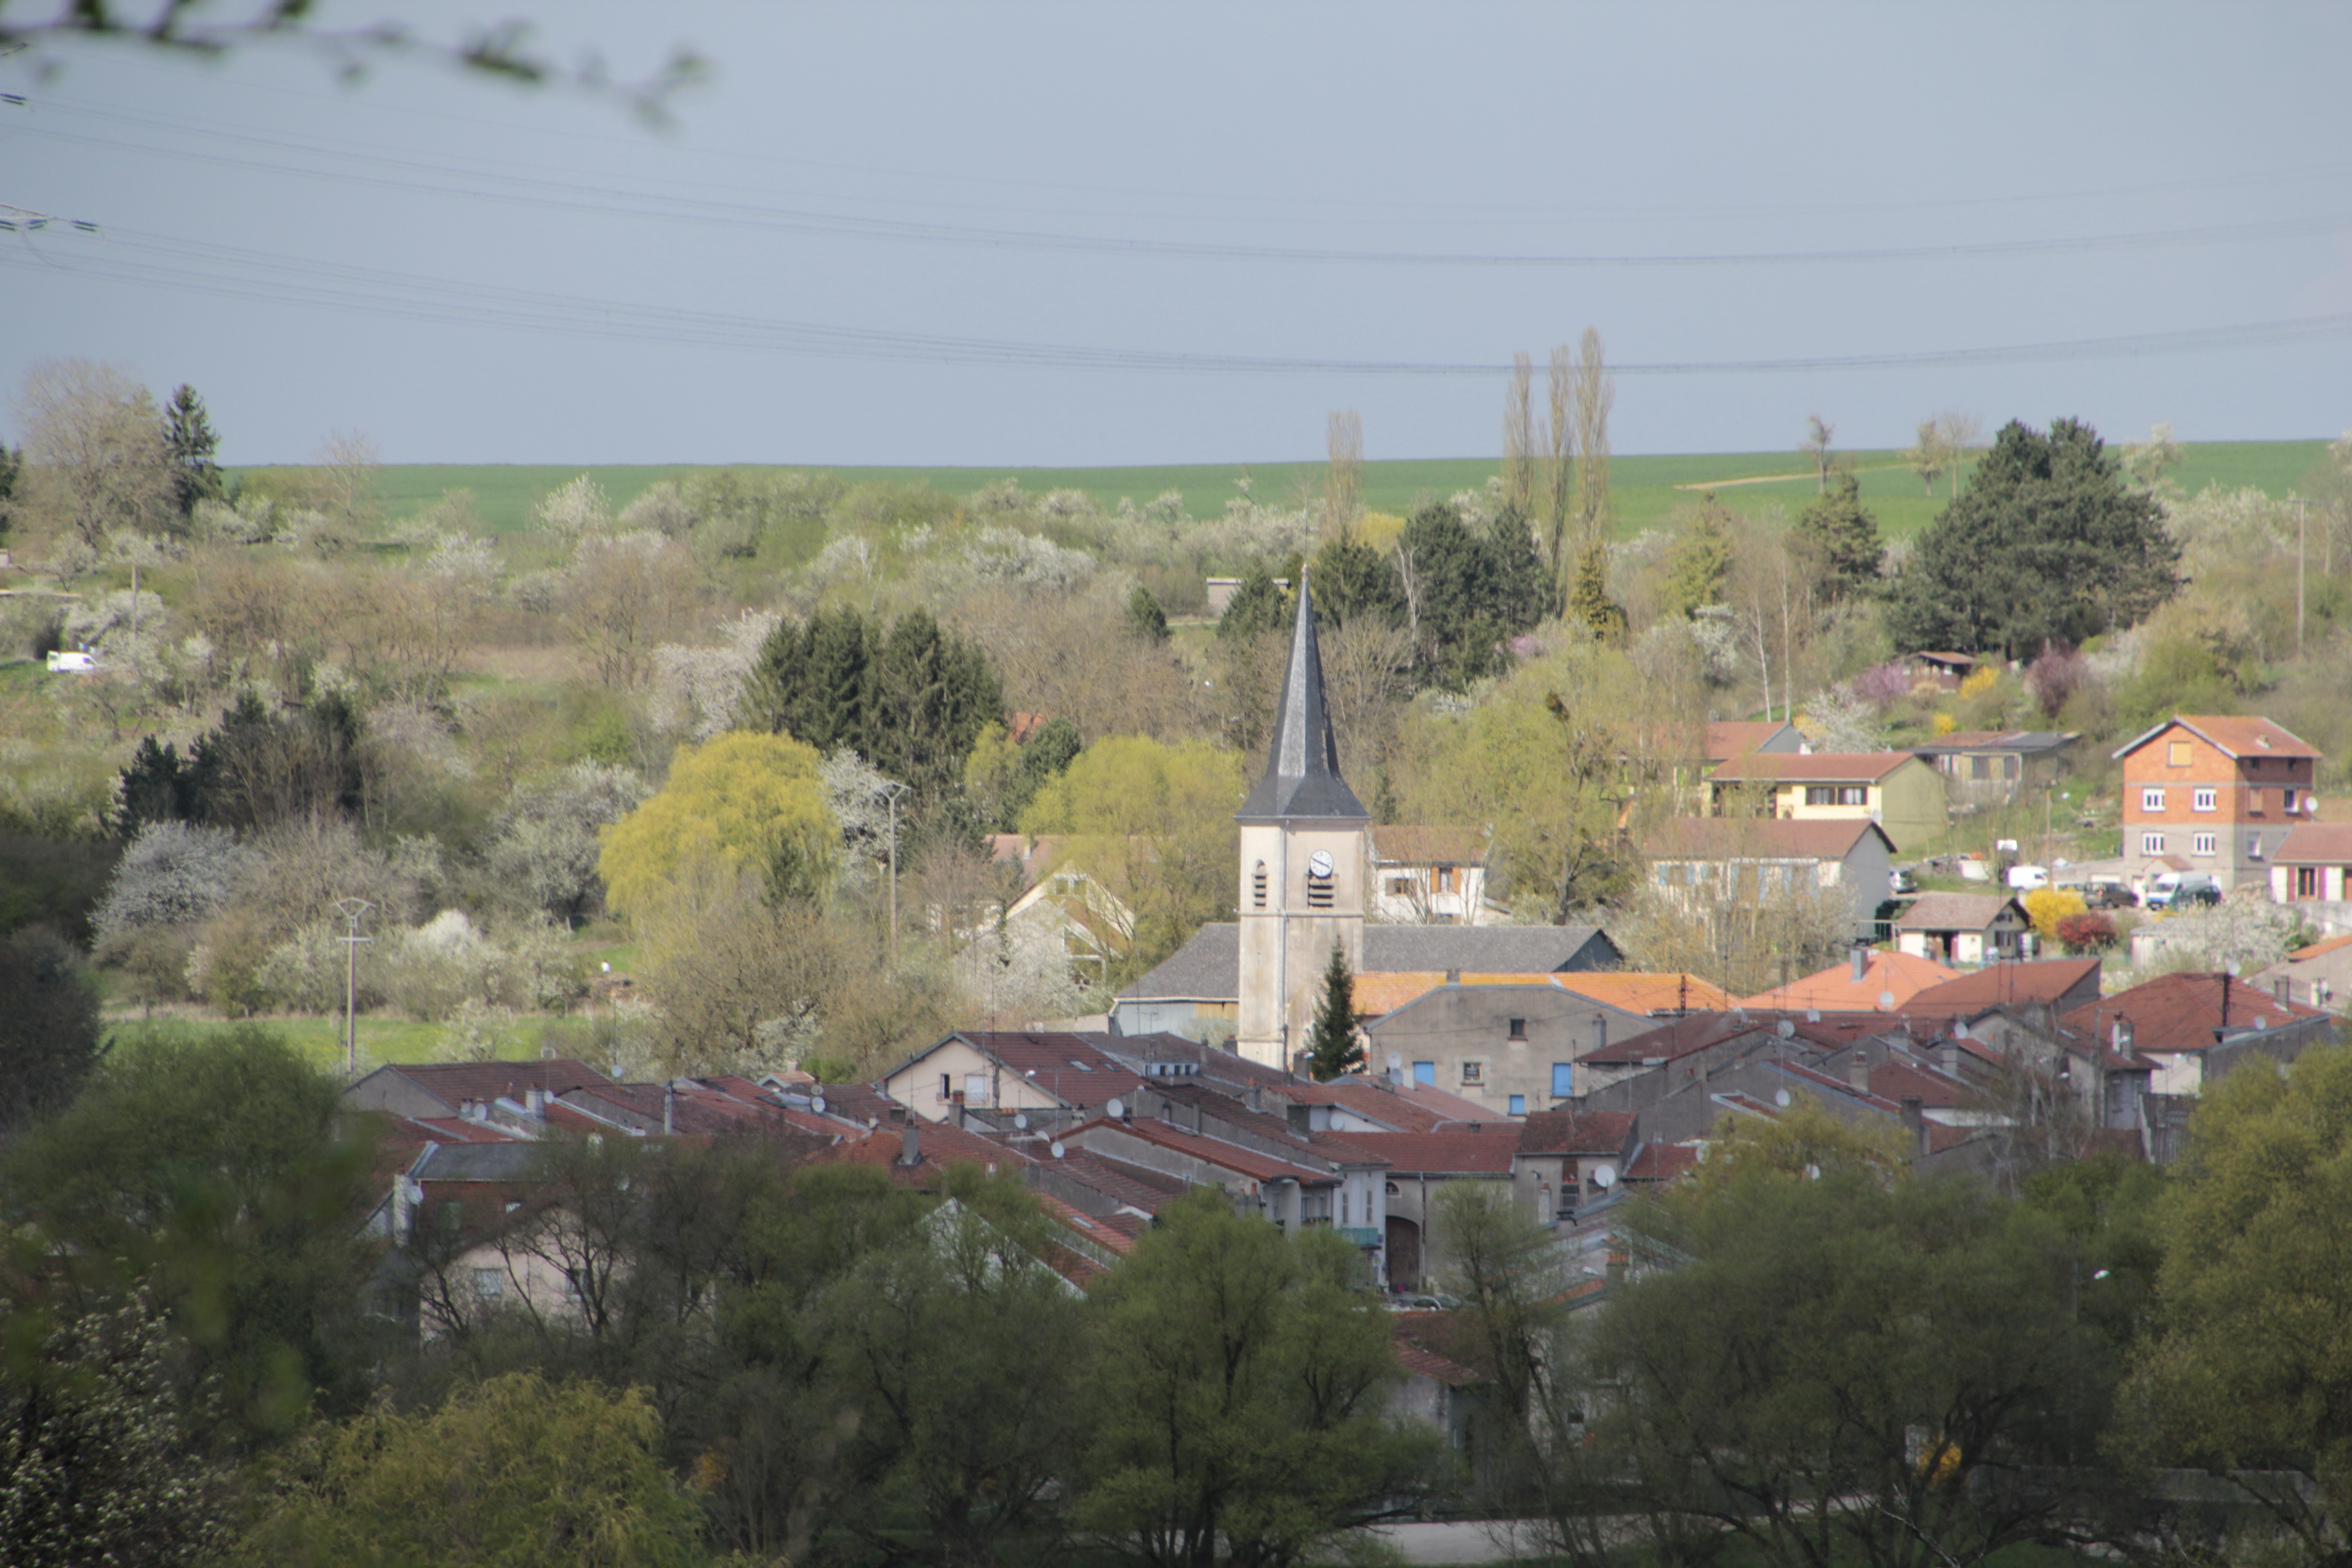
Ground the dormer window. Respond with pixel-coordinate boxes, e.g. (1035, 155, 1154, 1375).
(1252, 860, 1268, 908)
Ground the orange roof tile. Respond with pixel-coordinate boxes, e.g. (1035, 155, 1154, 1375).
(2114, 715, 2322, 762)
(1709, 751, 1918, 783)
(1739, 950, 1960, 1012)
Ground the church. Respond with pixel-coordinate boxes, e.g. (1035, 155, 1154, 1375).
(1114, 575, 1621, 1069)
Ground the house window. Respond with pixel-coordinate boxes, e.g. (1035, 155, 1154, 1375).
(1552, 1063, 1574, 1098)
(472, 1268, 503, 1299)
(965, 1073, 990, 1106)
(1507, 1017, 1527, 1041)
(1805, 786, 1834, 806)
(2193, 789, 2217, 812)
(940, 1073, 953, 1101)
(1508, 1094, 1527, 1116)
(2142, 788, 2166, 812)
(2286, 789, 2300, 814)
(2248, 834, 2264, 860)
(437, 1200, 462, 1235)
(1387, 876, 1415, 896)
(2298, 867, 2321, 898)
(1413, 1061, 1435, 1086)
(2168, 740, 2192, 766)
(1436, 866, 1456, 893)
(1969, 755, 1989, 780)
(2141, 832, 2166, 856)
(1840, 786, 1867, 805)
(2004, 755, 2020, 778)
(1460, 1061, 1484, 1085)
(1251, 861, 1268, 908)
(2192, 833, 2216, 857)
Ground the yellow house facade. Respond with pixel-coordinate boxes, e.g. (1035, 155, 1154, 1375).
(1705, 751, 1948, 852)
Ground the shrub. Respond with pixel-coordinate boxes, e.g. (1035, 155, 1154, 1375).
(2022, 887, 2089, 940)
(2055, 911, 2117, 954)
(94, 821, 247, 938)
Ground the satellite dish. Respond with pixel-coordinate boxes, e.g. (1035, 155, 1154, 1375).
(1774, 1088, 1792, 1108)
(1014, 1112, 1029, 1130)
(1592, 1165, 1617, 1190)
(811, 1094, 828, 1115)
(1775, 1020, 1795, 1039)
(1050, 1141, 1066, 1159)
(1107, 1097, 1126, 1119)
(1878, 990, 1897, 1012)
(1807, 1008, 1821, 1023)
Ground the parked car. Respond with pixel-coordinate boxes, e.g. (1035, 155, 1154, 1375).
(2083, 880, 2138, 910)
(2006, 864, 2050, 891)
(2146, 872, 2221, 910)
(1890, 867, 1918, 895)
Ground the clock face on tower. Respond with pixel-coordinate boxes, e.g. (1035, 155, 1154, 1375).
(1307, 850, 1335, 879)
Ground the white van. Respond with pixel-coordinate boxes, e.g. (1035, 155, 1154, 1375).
(2145, 872, 2220, 910)
(2005, 864, 2049, 891)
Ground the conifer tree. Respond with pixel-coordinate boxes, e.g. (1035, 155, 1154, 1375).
(162, 383, 225, 519)
(1125, 582, 1169, 644)
(1306, 942, 1364, 1082)
(1663, 492, 1734, 618)
(1566, 542, 1627, 644)
(1793, 470, 1883, 602)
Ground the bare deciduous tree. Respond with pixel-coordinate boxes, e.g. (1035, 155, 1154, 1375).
(1932, 411, 1983, 497)
(1544, 344, 1574, 580)
(1799, 414, 1836, 493)
(314, 429, 382, 529)
(12, 358, 175, 549)
(561, 531, 702, 690)
(1324, 409, 1363, 539)
(1905, 418, 1949, 497)
(1502, 352, 1537, 520)
(1570, 328, 1615, 554)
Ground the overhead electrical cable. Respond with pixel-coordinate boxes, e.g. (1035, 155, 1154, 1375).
(7, 113, 2347, 269)
(8, 224, 2349, 376)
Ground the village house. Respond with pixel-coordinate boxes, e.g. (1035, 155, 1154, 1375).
(1367, 824, 1496, 924)
(2252, 934, 2352, 1013)
(2113, 715, 2321, 892)
(2269, 822, 2352, 907)
(1642, 816, 1897, 938)
(1893, 892, 2032, 967)
(1906, 730, 2077, 811)
(1704, 750, 1948, 852)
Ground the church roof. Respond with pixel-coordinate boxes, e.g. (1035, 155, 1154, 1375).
(1236, 576, 1367, 823)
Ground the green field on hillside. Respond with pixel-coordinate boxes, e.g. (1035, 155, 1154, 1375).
(232, 439, 2333, 545)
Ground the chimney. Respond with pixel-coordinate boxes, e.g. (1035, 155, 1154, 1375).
(662, 1081, 676, 1135)
(1850, 945, 1869, 985)
(1847, 1055, 1870, 1094)
(524, 1086, 545, 1117)
(951, 1088, 967, 1129)
(1445, 968, 1460, 985)
(1595, 1015, 1607, 1056)
(1901, 1096, 1926, 1158)
(900, 1122, 921, 1167)
(1940, 1040, 1961, 1078)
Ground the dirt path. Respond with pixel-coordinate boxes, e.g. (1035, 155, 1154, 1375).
(1671, 462, 1916, 491)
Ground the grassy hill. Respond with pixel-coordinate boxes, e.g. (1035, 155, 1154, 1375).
(233, 439, 2334, 543)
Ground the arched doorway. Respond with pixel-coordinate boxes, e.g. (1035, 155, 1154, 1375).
(1386, 1215, 1422, 1294)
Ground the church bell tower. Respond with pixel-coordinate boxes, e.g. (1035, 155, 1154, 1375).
(1235, 574, 1368, 1070)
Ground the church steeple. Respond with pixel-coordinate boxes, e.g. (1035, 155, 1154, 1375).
(1236, 573, 1368, 823)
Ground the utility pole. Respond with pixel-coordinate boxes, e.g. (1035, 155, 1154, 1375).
(882, 780, 910, 970)
(335, 897, 375, 1079)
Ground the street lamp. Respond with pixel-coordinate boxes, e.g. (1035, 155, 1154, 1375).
(335, 897, 375, 1079)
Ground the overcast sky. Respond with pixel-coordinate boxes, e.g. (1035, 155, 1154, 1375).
(5, 1, 2348, 467)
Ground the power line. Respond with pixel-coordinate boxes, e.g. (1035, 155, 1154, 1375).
(9, 223, 2349, 377)
(9, 111, 2347, 270)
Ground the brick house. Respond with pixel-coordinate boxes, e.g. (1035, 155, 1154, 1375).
(2112, 716, 2321, 892)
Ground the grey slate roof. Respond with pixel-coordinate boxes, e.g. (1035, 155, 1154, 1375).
(1117, 922, 1619, 1000)
(1235, 578, 1368, 823)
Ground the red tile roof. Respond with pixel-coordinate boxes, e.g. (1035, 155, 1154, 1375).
(1705, 720, 1795, 761)
(1868, 1059, 1972, 1108)
(2061, 973, 2332, 1057)
(1516, 1108, 1633, 1157)
(1901, 958, 2102, 1014)
(1644, 816, 1890, 861)
(371, 1058, 611, 1113)
(1623, 1143, 1701, 1183)
(2116, 715, 2322, 762)
(1338, 1130, 1519, 1175)
(1044, 1147, 1194, 1210)
(1369, 824, 1488, 865)
(814, 1122, 1028, 1186)
(1738, 951, 1960, 1012)
(1067, 1117, 1336, 1186)
(2277, 825, 2352, 864)
(1392, 1321, 1484, 1387)
(1894, 893, 2025, 933)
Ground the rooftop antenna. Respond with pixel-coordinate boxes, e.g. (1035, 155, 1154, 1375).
(334, 898, 375, 1081)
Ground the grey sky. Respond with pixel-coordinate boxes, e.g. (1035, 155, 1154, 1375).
(5, 1, 2348, 467)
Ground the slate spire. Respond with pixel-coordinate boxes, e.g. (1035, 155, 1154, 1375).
(1236, 573, 1368, 822)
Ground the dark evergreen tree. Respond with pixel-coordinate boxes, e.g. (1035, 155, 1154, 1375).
(1000, 716, 1083, 830)
(0, 926, 107, 1136)
(738, 605, 871, 753)
(114, 735, 198, 832)
(1305, 942, 1364, 1082)
(1793, 470, 1883, 602)
(1215, 564, 1291, 642)
(1308, 534, 1404, 630)
(1662, 492, 1735, 619)
(162, 384, 225, 520)
(1886, 417, 2178, 658)
(1566, 542, 1627, 644)
(864, 609, 1005, 806)
(1124, 583, 1169, 644)
(176, 692, 366, 832)
(1395, 500, 1551, 688)
(0, 440, 21, 541)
